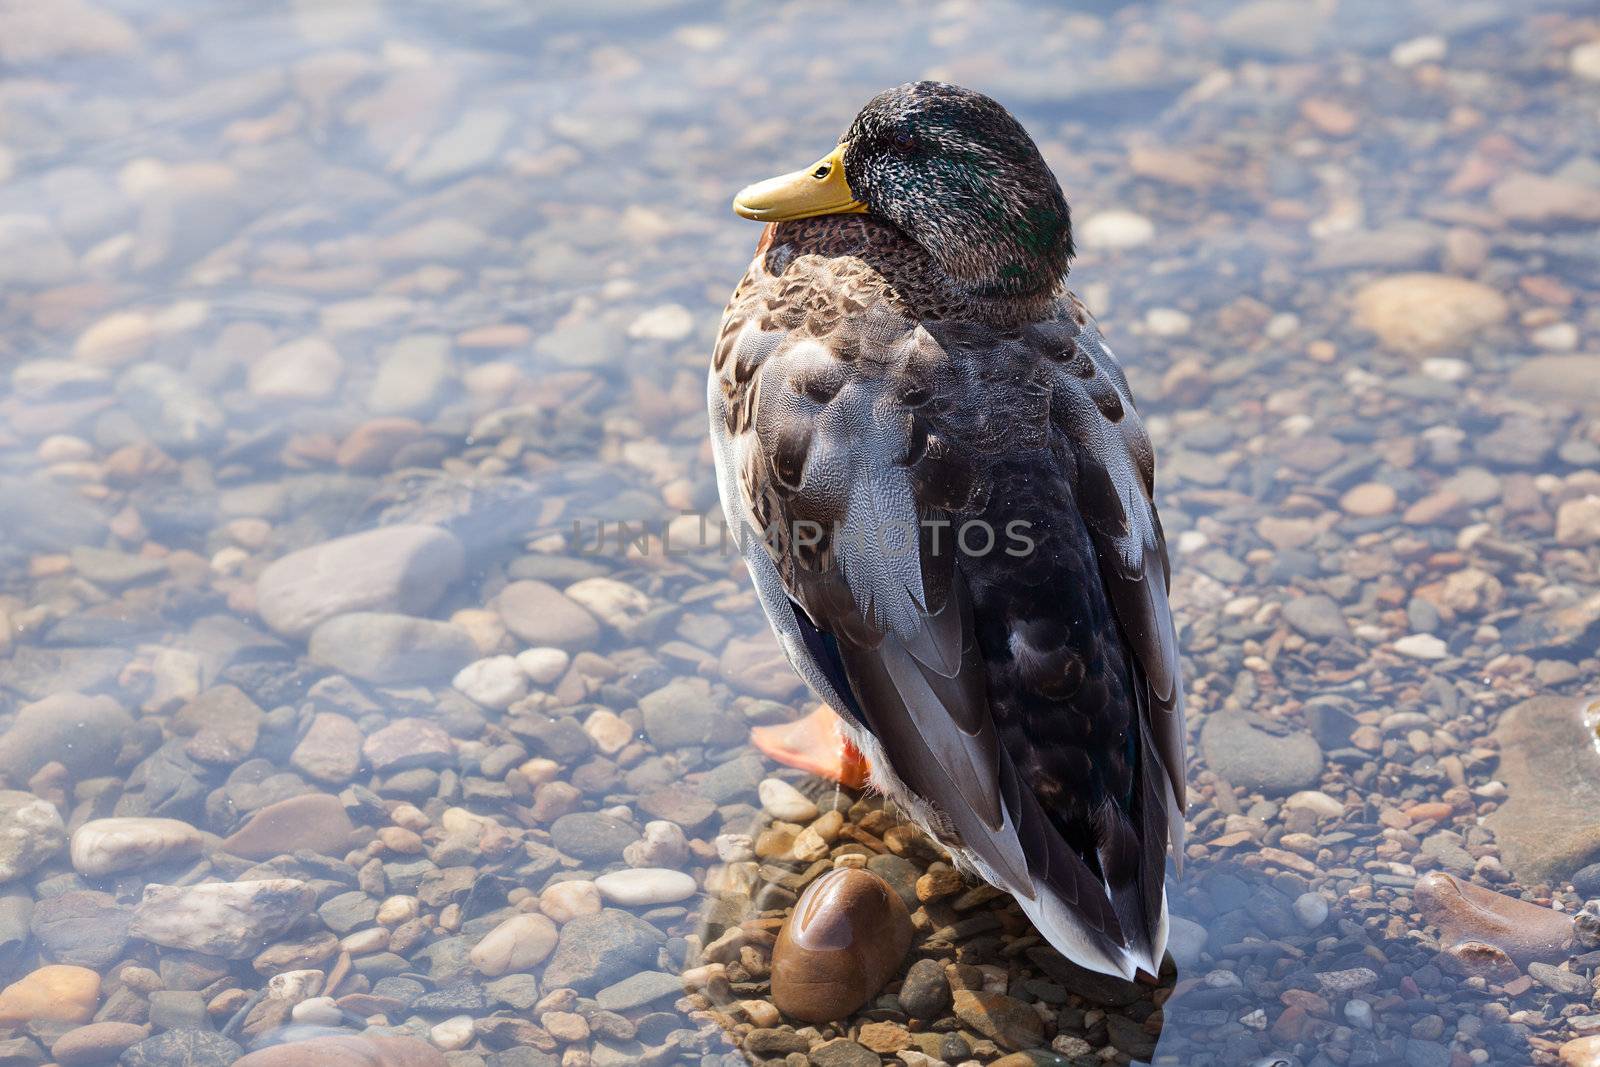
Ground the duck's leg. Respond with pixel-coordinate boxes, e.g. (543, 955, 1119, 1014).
(749, 705, 870, 789)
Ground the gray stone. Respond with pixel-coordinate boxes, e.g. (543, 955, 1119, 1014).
(118, 1028, 240, 1067)
(897, 957, 951, 1018)
(593, 970, 682, 1011)
(146, 990, 208, 1031)
(549, 813, 639, 864)
(1199, 711, 1324, 795)
(1280, 595, 1351, 641)
(116, 363, 225, 453)
(0, 692, 133, 781)
(494, 581, 599, 652)
(255, 525, 465, 639)
(318, 891, 380, 934)
(0, 647, 129, 702)
(1484, 695, 1600, 884)
(308, 612, 476, 684)
(29, 890, 132, 967)
(541, 909, 665, 993)
(808, 1039, 879, 1067)
(638, 678, 737, 749)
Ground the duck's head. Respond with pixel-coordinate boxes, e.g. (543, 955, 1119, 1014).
(733, 81, 1073, 300)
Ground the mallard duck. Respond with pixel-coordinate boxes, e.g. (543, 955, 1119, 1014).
(709, 81, 1185, 980)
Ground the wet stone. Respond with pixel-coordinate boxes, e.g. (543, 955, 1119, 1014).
(0, 790, 67, 883)
(308, 612, 477, 684)
(29, 890, 132, 968)
(1199, 711, 1324, 795)
(222, 793, 356, 860)
(541, 909, 665, 994)
(117, 1028, 242, 1067)
(549, 813, 639, 864)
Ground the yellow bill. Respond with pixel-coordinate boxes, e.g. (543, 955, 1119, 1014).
(732, 142, 867, 222)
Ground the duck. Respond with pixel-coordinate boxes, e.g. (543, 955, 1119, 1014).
(708, 81, 1185, 980)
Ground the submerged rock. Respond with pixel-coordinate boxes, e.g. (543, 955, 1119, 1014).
(233, 1034, 447, 1066)
(1483, 695, 1600, 884)
(1414, 871, 1574, 968)
(771, 867, 912, 1023)
(1199, 711, 1324, 795)
(69, 817, 202, 877)
(0, 964, 100, 1025)
(254, 524, 465, 639)
(130, 879, 316, 959)
(0, 790, 66, 883)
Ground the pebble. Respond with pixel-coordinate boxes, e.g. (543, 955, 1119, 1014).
(1573, 41, 1600, 82)
(254, 524, 466, 639)
(220, 793, 356, 859)
(1199, 712, 1324, 795)
(1393, 634, 1448, 660)
(1352, 273, 1508, 354)
(771, 868, 913, 1023)
(362, 717, 454, 772)
(1556, 497, 1600, 547)
(495, 580, 600, 651)
(0, 692, 132, 781)
(1414, 871, 1574, 966)
(470, 913, 559, 976)
(1483, 696, 1600, 884)
(1340, 482, 1397, 517)
(119, 1029, 242, 1067)
(516, 647, 570, 685)
(1079, 209, 1154, 251)
(130, 879, 316, 959)
(541, 909, 666, 994)
(1562, 1036, 1600, 1067)
(759, 778, 820, 822)
(289, 712, 364, 784)
(308, 612, 478, 683)
(69, 816, 200, 877)
(539, 880, 603, 924)
(0, 964, 100, 1025)
(1293, 892, 1330, 930)
(249, 336, 343, 400)
(898, 957, 952, 1018)
(0, 790, 67, 883)
(51, 1022, 149, 1066)
(951, 988, 1045, 1052)
(594, 868, 697, 906)
(452, 654, 528, 709)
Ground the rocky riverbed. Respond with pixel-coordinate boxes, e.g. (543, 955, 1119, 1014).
(2, 0, 1600, 1065)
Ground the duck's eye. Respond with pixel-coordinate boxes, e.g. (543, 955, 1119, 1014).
(890, 131, 917, 152)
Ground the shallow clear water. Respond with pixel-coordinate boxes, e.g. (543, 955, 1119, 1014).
(2, 1, 1599, 1064)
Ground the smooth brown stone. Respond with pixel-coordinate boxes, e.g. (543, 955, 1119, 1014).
(233, 1034, 447, 1066)
(222, 793, 356, 860)
(771, 867, 912, 1023)
(1414, 872, 1574, 967)
(51, 1021, 149, 1065)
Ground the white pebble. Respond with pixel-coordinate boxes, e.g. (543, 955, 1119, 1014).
(1393, 633, 1448, 660)
(1571, 41, 1600, 82)
(452, 655, 528, 709)
(469, 913, 558, 976)
(1079, 209, 1154, 252)
(1390, 35, 1446, 68)
(516, 647, 570, 685)
(594, 867, 697, 906)
(431, 1015, 475, 1051)
(1294, 892, 1330, 930)
(627, 303, 694, 341)
(291, 996, 343, 1026)
(758, 778, 818, 822)
(1143, 308, 1191, 337)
